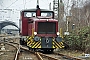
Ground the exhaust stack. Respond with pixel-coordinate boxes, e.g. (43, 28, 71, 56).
(36, 0, 41, 16)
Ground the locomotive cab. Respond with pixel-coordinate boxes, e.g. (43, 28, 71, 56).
(19, 6, 64, 52)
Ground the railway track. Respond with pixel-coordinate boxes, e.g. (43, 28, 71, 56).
(0, 41, 83, 60)
(44, 52, 82, 60)
(54, 52, 82, 60)
(0, 42, 19, 60)
(19, 45, 44, 60)
(20, 45, 58, 60)
(20, 45, 82, 60)
(38, 52, 82, 60)
(18, 49, 41, 60)
(0, 36, 87, 60)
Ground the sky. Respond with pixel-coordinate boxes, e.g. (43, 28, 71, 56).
(0, 0, 54, 29)
(0, 0, 86, 29)
(0, 0, 54, 10)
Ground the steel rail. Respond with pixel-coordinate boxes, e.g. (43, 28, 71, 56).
(0, 41, 19, 60)
(14, 45, 20, 60)
(53, 52, 82, 60)
(39, 52, 58, 60)
(36, 52, 44, 60)
(20, 45, 43, 60)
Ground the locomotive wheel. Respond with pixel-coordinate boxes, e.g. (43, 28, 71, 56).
(20, 38, 25, 45)
(20, 38, 24, 45)
(20, 38, 27, 46)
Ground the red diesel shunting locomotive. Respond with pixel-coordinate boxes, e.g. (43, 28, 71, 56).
(19, 5, 64, 52)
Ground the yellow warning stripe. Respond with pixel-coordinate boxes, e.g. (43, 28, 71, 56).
(59, 42, 64, 48)
(35, 42, 41, 48)
(53, 39, 57, 48)
(52, 42, 57, 48)
(27, 40, 35, 47)
(58, 42, 64, 48)
(27, 39, 33, 45)
(29, 41, 33, 46)
(32, 42, 39, 48)
(26, 36, 31, 41)
(38, 45, 41, 48)
(53, 46, 55, 48)
(27, 41, 31, 44)
(58, 42, 63, 47)
(60, 42, 64, 45)
(53, 41, 59, 48)
(27, 42, 31, 46)
(56, 42, 63, 48)
(54, 41, 62, 48)
(30, 41, 36, 47)
(53, 41, 59, 47)
(52, 43, 55, 48)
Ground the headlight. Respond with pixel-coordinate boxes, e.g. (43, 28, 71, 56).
(57, 32, 60, 35)
(34, 32, 37, 35)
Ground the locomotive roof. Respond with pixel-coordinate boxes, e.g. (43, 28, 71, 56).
(21, 8, 53, 12)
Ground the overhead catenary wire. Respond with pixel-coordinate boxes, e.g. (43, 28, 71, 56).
(0, 0, 33, 14)
(0, 0, 53, 19)
(0, 0, 19, 15)
(6, 0, 33, 9)
(1, 0, 53, 11)
(6, 0, 19, 9)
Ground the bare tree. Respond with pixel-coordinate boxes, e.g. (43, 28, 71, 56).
(83, 1, 90, 27)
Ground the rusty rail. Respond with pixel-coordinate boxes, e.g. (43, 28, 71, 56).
(20, 45, 43, 60)
(0, 41, 19, 60)
(39, 52, 58, 60)
(14, 45, 20, 60)
(36, 52, 44, 60)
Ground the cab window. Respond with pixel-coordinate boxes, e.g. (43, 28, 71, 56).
(24, 12, 36, 17)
